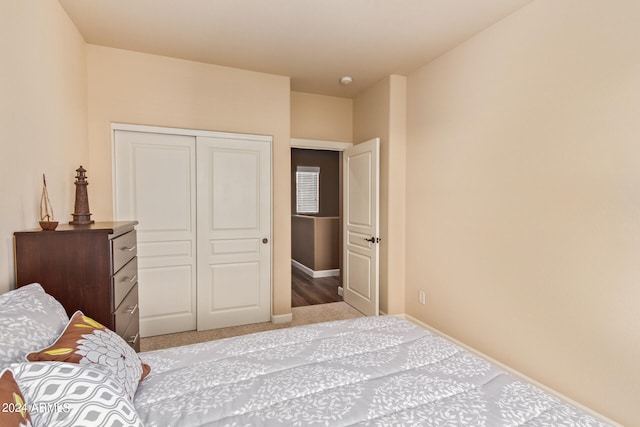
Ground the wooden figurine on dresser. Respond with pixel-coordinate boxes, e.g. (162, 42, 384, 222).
(14, 169, 140, 350)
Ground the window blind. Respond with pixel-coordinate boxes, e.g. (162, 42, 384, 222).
(296, 166, 320, 214)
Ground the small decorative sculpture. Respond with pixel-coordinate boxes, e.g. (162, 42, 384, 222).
(39, 174, 58, 231)
(70, 165, 94, 225)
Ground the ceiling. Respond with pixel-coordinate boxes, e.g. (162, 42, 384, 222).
(59, 0, 533, 98)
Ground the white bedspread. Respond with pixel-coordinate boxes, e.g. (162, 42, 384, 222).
(135, 316, 611, 426)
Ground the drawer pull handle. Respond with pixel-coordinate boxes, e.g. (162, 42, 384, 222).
(121, 245, 137, 252)
(125, 304, 138, 315)
(123, 275, 138, 284)
(127, 333, 140, 345)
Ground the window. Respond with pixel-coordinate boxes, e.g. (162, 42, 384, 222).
(296, 166, 320, 214)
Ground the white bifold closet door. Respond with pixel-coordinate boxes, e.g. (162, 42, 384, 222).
(114, 128, 271, 337)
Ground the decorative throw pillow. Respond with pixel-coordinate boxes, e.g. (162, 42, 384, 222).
(11, 361, 142, 427)
(0, 368, 32, 427)
(26, 311, 150, 401)
(0, 283, 69, 366)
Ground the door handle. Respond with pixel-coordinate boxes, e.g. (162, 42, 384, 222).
(364, 237, 381, 243)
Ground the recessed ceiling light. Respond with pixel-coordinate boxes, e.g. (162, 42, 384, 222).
(339, 76, 353, 86)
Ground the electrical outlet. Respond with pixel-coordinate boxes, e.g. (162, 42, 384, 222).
(419, 291, 426, 305)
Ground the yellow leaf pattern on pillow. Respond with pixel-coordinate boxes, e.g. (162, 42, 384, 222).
(75, 324, 94, 329)
(12, 391, 28, 420)
(81, 315, 105, 330)
(43, 347, 73, 356)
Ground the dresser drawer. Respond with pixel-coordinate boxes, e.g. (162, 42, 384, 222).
(122, 313, 140, 352)
(114, 284, 138, 337)
(111, 230, 137, 273)
(112, 257, 137, 310)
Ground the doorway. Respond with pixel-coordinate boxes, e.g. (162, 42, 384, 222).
(290, 147, 342, 307)
(290, 137, 380, 317)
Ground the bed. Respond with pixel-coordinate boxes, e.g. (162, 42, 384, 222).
(1, 283, 615, 426)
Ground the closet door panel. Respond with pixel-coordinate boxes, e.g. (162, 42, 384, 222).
(114, 130, 197, 337)
(211, 149, 260, 232)
(196, 136, 271, 330)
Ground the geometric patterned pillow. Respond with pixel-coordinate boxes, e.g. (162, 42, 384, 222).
(0, 283, 69, 367)
(0, 368, 32, 427)
(10, 361, 142, 427)
(26, 311, 150, 401)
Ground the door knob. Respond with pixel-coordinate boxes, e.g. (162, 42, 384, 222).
(262, 238, 269, 244)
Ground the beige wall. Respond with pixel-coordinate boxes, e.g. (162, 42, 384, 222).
(0, 1, 88, 294)
(2, 2, 632, 422)
(405, 0, 640, 424)
(354, 76, 407, 315)
(291, 92, 353, 142)
(291, 216, 340, 271)
(290, 92, 353, 290)
(86, 46, 292, 316)
(291, 215, 315, 270)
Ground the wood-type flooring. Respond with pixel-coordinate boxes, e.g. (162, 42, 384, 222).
(291, 266, 342, 307)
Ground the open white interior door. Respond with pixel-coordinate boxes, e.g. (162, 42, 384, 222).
(343, 138, 380, 316)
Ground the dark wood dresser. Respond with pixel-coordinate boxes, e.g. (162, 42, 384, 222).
(14, 221, 140, 351)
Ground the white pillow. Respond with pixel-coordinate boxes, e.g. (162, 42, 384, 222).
(0, 284, 69, 366)
(10, 361, 143, 427)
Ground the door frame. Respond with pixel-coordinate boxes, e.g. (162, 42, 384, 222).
(291, 137, 380, 315)
(290, 138, 353, 151)
(111, 123, 274, 328)
(290, 138, 353, 304)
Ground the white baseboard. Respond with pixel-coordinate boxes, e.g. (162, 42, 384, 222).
(402, 314, 622, 427)
(291, 259, 339, 278)
(271, 313, 293, 324)
(337, 286, 344, 297)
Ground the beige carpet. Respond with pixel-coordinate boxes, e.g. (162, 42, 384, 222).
(140, 302, 363, 352)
